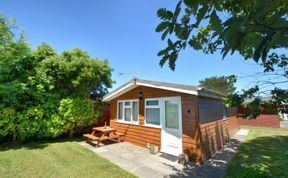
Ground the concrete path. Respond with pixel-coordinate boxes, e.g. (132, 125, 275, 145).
(79, 141, 187, 178)
(79, 129, 249, 178)
(280, 120, 288, 128)
(188, 129, 249, 178)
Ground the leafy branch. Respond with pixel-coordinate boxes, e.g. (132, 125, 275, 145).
(156, 0, 288, 118)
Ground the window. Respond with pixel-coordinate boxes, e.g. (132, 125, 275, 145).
(117, 100, 139, 123)
(198, 99, 225, 123)
(165, 100, 179, 129)
(146, 100, 159, 106)
(145, 99, 161, 126)
(118, 102, 123, 120)
(223, 106, 228, 119)
(132, 101, 139, 122)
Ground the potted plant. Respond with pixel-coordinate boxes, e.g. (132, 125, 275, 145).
(148, 144, 159, 154)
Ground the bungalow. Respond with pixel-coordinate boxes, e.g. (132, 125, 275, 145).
(103, 78, 239, 163)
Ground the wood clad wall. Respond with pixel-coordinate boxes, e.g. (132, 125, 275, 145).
(110, 86, 199, 159)
(198, 116, 239, 161)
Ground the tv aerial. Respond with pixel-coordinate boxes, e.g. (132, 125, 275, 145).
(118, 71, 148, 78)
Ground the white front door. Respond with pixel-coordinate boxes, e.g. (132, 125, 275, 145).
(161, 97, 182, 156)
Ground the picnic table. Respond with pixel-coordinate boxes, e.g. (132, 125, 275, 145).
(83, 126, 124, 147)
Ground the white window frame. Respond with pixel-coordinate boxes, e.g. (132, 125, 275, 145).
(144, 98, 162, 128)
(117, 99, 139, 124)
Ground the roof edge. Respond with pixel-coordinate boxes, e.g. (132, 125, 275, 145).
(103, 78, 223, 102)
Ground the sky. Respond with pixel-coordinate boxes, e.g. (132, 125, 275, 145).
(1, 0, 282, 92)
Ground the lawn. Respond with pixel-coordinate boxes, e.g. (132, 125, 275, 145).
(225, 126, 288, 178)
(0, 140, 136, 178)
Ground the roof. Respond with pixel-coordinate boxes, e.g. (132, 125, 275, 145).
(103, 78, 225, 102)
(244, 96, 274, 104)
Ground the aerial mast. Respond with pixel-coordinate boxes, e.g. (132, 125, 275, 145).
(117, 71, 148, 78)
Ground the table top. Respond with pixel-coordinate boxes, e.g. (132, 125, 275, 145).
(92, 126, 117, 133)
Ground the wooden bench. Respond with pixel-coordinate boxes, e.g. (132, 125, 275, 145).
(83, 134, 100, 141)
(110, 132, 125, 142)
(115, 132, 125, 138)
(115, 132, 125, 136)
(83, 127, 125, 147)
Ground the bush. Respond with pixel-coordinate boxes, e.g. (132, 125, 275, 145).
(0, 15, 112, 142)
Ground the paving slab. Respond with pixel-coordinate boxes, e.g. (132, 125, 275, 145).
(280, 120, 288, 128)
(236, 129, 249, 136)
(80, 141, 185, 178)
(79, 129, 249, 178)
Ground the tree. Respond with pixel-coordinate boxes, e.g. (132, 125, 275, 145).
(0, 14, 113, 141)
(156, 0, 288, 118)
(58, 98, 99, 138)
(0, 108, 17, 141)
(199, 75, 236, 95)
(32, 46, 113, 137)
(33, 46, 113, 98)
(0, 15, 33, 141)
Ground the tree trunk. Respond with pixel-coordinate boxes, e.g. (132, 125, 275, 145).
(12, 129, 16, 142)
(68, 128, 74, 138)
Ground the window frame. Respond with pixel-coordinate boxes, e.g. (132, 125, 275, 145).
(223, 106, 228, 120)
(144, 98, 162, 128)
(117, 99, 139, 124)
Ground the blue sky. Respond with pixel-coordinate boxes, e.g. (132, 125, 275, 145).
(0, 0, 276, 91)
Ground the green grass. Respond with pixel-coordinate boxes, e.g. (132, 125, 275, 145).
(225, 126, 288, 178)
(0, 139, 136, 178)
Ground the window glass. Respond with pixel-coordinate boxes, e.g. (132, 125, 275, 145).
(118, 102, 123, 120)
(132, 101, 139, 121)
(124, 108, 131, 121)
(146, 100, 159, 106)
(125, 102, 130, 106)
(146, 108, 160, 125)
(165, 101, 179, 129)
(199, 100, 224, 123)
(223, 106, 228, 118)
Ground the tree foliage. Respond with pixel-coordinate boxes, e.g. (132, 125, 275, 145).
(0, 15, 113, 141)
(156, 0, 288, 118)
(199, 75, 236, 95)
(58, 98, 98, 138)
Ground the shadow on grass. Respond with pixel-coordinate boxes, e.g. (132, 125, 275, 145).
(0, 137, 84, 151)
(225, 135, 288, 178)
(167, 135, 288, 178)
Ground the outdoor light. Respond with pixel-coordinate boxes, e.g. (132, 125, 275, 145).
(139, 91, 143, 100)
